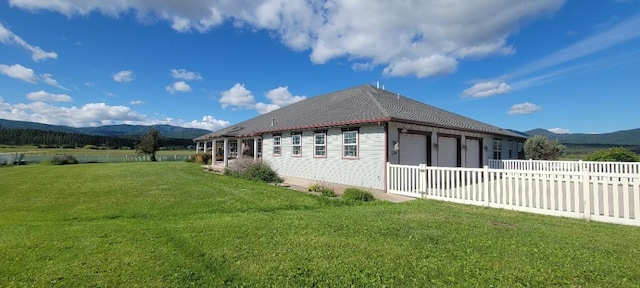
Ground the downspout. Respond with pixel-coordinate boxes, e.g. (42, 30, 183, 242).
(380, 121, 388, 193)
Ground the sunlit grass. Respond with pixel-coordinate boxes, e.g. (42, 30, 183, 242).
(1, 162, 639, 286)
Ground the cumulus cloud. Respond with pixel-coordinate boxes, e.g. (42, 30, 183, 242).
(26, 90, 73, 102)
(166, 81, 192, 94)
(40, 73, 69, 90)
(170, 69, 202, 81)
(130, 100, 144, 105)
(507, 102, 542, 115)
(182, 115, 230, 131)
(0, 63, 38, 83)
(8, 0, 564, 78)
(548, 128, 570, 134)
(219, 83, 256, 109)
(113, 70, 134, 82)
(255, 102, 281, 114)
(463, 81, 512, 98)
(0, 23, 58, 61)
(264, 86, 306, 106)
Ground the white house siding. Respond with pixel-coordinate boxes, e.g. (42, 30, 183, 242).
(262, 124, 386, 190)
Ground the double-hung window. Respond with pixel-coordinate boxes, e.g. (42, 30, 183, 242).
(314, 132, 326, 157)
(493, 139, 502, 160)
(273, 135, 281, 156)
(343, 130, 358, 158)
(291, 133, 301, 156)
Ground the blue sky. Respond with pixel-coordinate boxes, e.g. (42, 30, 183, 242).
(0, 0, 639, 134)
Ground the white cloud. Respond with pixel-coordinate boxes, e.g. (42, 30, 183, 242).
(8, 0, 564, 78)
(130, 100, 144, 105)
(0, 63, 38, 83)
(26, 90, 73, 102)
(113, 70, 134, 82)
(264, 86, 306, 106)
(507, 102, 542, 115)
(548, 128, 570, 134)
(219, 83, 256, 109)
(183, 115, 230, 131)
(255, 102, 281, 114)
(40, 73, 69, 90)
(166, 81, 192, 94)
(463, 81, 512, 98)
(0, 23, 57, 61)
(170, 69, 202, 81)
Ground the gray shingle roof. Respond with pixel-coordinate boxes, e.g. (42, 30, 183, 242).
(194, 85, 525, 141)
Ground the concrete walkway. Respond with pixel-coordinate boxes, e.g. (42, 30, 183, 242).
(281, 176, 416, 203)
(203, 164, 416, 203)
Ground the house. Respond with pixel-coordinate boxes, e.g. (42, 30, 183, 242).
(193, 84, 526, 190)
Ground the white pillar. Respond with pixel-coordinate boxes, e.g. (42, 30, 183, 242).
(195, 142, 200, 154)
(223, 138, 229, 167)
(461, 135, 466, 168)
(203, 141, 208, 155)
(211, 140, 217, 166)
(253, 138, 259, 161)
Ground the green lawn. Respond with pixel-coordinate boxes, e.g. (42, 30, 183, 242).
(1, 162, 639, 287)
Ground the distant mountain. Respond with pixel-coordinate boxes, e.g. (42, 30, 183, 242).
(0, 119, 212, 139)
(525, 128, 640, 146)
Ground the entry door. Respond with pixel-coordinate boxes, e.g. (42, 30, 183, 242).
(465, 138, 481, 168)
(399, 133, 428, 165)
(438, 136, 458, 167)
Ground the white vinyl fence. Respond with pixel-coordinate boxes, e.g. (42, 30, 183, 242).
(489, 159, 640, 174)
(387, 162, 640, 226)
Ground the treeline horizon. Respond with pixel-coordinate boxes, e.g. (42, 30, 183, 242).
(0, 128, 194, 149)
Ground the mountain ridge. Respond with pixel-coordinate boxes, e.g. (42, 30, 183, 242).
(524, 128, 640, 146)
(0, 118, 212, 139)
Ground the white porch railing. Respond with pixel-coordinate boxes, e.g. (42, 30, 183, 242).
(386, 163, 640, 226)
(489, 159, 640, 174)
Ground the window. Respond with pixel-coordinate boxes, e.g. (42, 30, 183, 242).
(343, 130, 358, 158)
(493, 139, 502, 159)
(273, 135, 281, 155)
(314, 132, 326, 157)
(291, 133, 301, 156)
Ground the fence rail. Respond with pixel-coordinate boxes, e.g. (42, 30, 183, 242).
(489, 159, 640, 174)
(0, 153, 191, 164)
(387, 162, 640, 226)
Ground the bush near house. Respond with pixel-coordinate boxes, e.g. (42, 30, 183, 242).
(224, 157, 283, 183)
(342, 188, 375, 202)
(583, 147, 640, 162)
(192, 153, 212, 164)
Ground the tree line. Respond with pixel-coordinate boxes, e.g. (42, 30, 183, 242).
(0, 128, 193, 149)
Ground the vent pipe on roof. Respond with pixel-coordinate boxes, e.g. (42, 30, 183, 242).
(376, 81, 379, 89)
(271, 118, 275, 127)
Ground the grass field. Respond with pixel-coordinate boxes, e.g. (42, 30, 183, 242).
(1, 162, 639, 287)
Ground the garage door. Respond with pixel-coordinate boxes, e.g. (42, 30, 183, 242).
(465, 138, 481, 168)
(438, 136, 458, 167)
(399, 133, 428, 165)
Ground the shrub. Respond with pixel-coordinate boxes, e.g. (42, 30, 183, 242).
(583, 147, 640, 162)
(49, 155, 79, 165)
(524, 135, 566, 160)
(83, 145, 99, 150)
(320, 187, 337, 197)
(342, 188, 375, 202)
(224, 158, 283, 183)
(193, 153, 212, 164)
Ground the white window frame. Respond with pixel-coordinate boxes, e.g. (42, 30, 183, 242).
(493, 139, 502, 160)
(314, 132, 326, 158)
(291, 133, 302, 157)
(273, 135, 281, 156)
(342, 130, 358, 159)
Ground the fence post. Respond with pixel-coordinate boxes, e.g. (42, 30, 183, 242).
(483, 166, 490, 207)
(582, 162, 591, 221)
(419, 164, 427, 196)
(385, 162, 390, 194)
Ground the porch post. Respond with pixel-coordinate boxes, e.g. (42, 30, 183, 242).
(223, 138, 229, 168)
(253, 138, 259, 161)
(211, 140, 217, 165)
(195, 141, 200, 154)
(203, 141, 208, 155)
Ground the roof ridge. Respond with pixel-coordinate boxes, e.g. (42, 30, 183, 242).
(365, 86, 391, 118)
